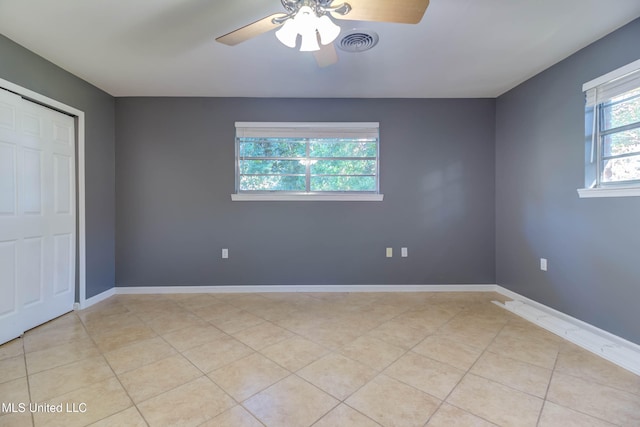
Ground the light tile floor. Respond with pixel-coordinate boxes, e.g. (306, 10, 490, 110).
(1, 292, 639, 426)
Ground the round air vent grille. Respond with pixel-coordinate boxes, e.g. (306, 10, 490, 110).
(337, 30, 379, 53)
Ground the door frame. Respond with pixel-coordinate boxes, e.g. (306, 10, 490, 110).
(0, 77, 87, 308)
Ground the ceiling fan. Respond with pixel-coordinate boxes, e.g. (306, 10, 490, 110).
(216, 0, 430, 67)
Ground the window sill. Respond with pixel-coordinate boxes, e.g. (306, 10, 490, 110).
(577, 187, 640, 198)
(231, 193, 384, 202)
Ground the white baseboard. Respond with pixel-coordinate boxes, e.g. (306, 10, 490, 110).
(114, 284, 497, 294)
(78, 287, 116, 310)
(493, 286, 640, 376)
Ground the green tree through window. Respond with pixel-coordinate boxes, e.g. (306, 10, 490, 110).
(599, 87, 640, 184)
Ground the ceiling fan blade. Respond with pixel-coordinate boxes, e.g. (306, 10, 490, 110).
(332, 0, 430, 24)
(216, 13, 288, 46)
(314, 42, 338, 68)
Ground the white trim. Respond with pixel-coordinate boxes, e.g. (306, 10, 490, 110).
(0, 77, 87, 308)
(77, 114, 86, 305)
(231, 193, 384, 202)
(493, 286, 640, 376)
(583, 58, 640, 91)
(115, 284, 496, 294)
(578, 186, 640, 198)
(235, 122, 379, 128)
(78, 287, 116, 310)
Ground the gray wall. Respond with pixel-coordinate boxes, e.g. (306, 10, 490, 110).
(115, 97, 496, 287)
(496, 18, 640, 343)
(0, 35, 116, 299)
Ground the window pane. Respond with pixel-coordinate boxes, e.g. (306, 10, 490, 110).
(239, 139, 306, 158)
(310, 159, 376, 175)
(603, 128, 640, 157)
(601, 154, 640, 183)
(240, 175, 305, 191)
(601, 88, 640, 130)
(235, 124, 381, 195)
(309, 140, 377, 158)
(310, 176, 376, 192)
(240, 159, 306, 175)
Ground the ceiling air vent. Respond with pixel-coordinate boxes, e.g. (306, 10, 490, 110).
(337, 29, 379, 53)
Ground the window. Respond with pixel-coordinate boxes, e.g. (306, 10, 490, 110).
(580, 59, 640, 198)
(232, 122, 383, 201)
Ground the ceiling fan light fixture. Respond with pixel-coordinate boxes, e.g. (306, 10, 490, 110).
(274, 3, 341, 52)
(299, 27, 321, 51)
(295, 6, 315, 22)
(317, 15, 340, 45)
(275, 18, 298, 48)
(294, 6, 319, 51)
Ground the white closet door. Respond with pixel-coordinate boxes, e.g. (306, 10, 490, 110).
(0, 88, 75, 344)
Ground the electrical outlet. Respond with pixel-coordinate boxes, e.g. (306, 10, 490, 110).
(222, 248, 229, 259)
(401, 247, 408, 257)
(386, 247, 393, 258)
(540, 258, 547, 271)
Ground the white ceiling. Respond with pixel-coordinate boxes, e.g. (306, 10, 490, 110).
(1, 0, 640, 98)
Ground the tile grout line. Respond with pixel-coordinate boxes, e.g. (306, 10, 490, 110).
(21, 334, 36, 427)
(199, 295, 372, 414)
(284, 372, 343, 426)
(536, 348, 561, 427)
(19, 334, 32, 426)
(111, 296, 273, 425)
(77, 307, 152, 427)
(420, 310, 511, 426)
(150, 295, 336, 424)
(17, 308, 145, 426)
(548, 349, 640, 398)
(344, 295, 506, 425)
(316, 297, 485, 425)
(23, 313, 118, 423)
(204, 292, 405, 424)
(541, 355, 627, 426)
(277, 297, 421, 410)
(123, 298, 239, 426)
(299, 296, 485, 425)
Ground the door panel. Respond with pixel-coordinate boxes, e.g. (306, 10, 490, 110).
(21, 112, 41, 138)
(0, 240, 17, 316)
(53, 120, 73, 147)
(22, 237, 43, 306)
(22, 148, 43, 214)
(0, 142, 16, 214)
(53, 233, 73, 295)
(0, 101, 14, 128)
(53, 154, 72, 214)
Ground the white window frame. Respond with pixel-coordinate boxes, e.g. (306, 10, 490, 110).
(579, 58, 640, 198)
(231, 122, 384, 201)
